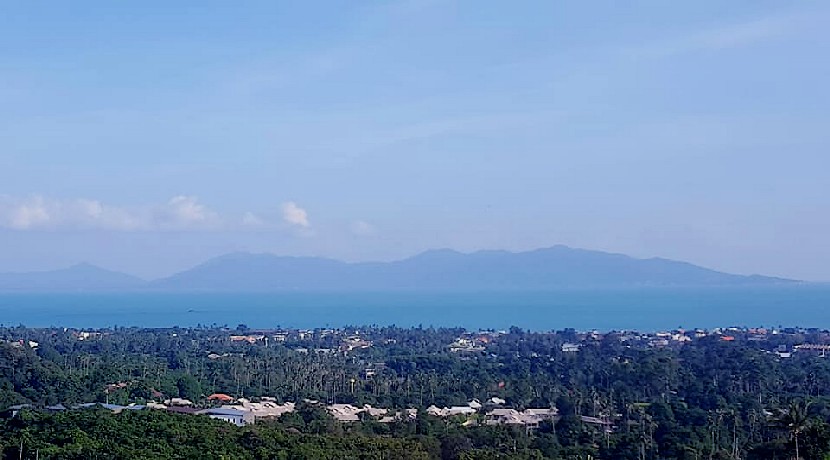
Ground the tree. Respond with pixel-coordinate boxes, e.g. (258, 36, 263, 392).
(776, 400, 812, 460)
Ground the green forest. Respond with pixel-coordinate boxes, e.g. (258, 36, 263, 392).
(2, 325, 830, 459)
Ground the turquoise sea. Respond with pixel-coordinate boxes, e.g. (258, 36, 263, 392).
(1, 286, 828, 331)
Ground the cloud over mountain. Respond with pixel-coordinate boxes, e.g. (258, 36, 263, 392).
(350, 220, 376, 236)
(0, 195, 221, 231)
(281, 202, 310, 228)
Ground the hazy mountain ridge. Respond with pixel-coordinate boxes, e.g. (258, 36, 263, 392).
(0, 246, 795, 292)
(147, 246, 794, 291)
(0, 263, 145, 292)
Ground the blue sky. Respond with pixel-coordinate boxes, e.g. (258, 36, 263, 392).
(1, 0, 828, 280)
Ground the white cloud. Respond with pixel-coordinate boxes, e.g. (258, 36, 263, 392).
(242, 211, 265, 227)
(6, 196, 50, 230)
(75, 199, 142, 231)
(0, 196, 321, 233)
(77, 199, 103, 219)
(350, 220, 376, 237)
(281, 201, 310, 228)
(156, 195, 220, 229)
(0, 195, 221, 231)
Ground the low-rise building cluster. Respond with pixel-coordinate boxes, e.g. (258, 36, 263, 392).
(3, 393, 573, 429)
(485, 408, 559, 428)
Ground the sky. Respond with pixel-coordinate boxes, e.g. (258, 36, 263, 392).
(0, 0, 829, 281)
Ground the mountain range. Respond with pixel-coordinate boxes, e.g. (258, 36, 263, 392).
(0, 246, 795, 292)
(0, 263, 145, 292)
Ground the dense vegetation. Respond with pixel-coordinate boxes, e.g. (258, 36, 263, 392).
(3, 325, 830, 459)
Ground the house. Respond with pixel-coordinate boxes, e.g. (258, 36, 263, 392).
(327, 404, 362, 422)
(341, 338, 373, 352)
(426, 405, 478, 417)
(324, 403, 396, 422)
(449, 338, 486, 353)
(426, 405, 444, 417)
(333, 412, 360, 422)
(5, 404, 32, 417)
(362, 405, 389, 418)
(795, 344, 830, 356)
(77, 331, 103, 341)
(524, 408, 558, 419)
(105, 382, 129, 393)
(164, 397, 194, 406)
(220, 400, 296, 421)
(99, 403, 128, 413)
(72, 403, 98, 410)
(485, 408, 559, 428)
(378, 408, 418, 424)
(672, 334, 691, 343)
(230, 335, 264, 344)
(208, 393, 235, 403)
(272, 332, 289, 342)
(580, 415, 615, 432)
(166, 406, 201, 415)
(448, 406, 477, 416)
(652, 339, 670, 348)
(485, 408, 523, 425)
(561, 343, 581, 353)
(201, 408, 253, 426)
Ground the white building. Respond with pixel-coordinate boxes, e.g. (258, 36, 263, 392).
(201, 408, 253, 426)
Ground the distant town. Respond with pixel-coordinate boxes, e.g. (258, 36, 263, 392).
(4, 324, 829, 429)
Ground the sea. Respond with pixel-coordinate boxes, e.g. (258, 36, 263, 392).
(1, 285, 829, 332)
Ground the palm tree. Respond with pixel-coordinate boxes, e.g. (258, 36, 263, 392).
(775, 400, 812, 460)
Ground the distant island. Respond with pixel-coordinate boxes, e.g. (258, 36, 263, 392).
(0, 246, 795, 292)
(0, 262, 145, 292)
